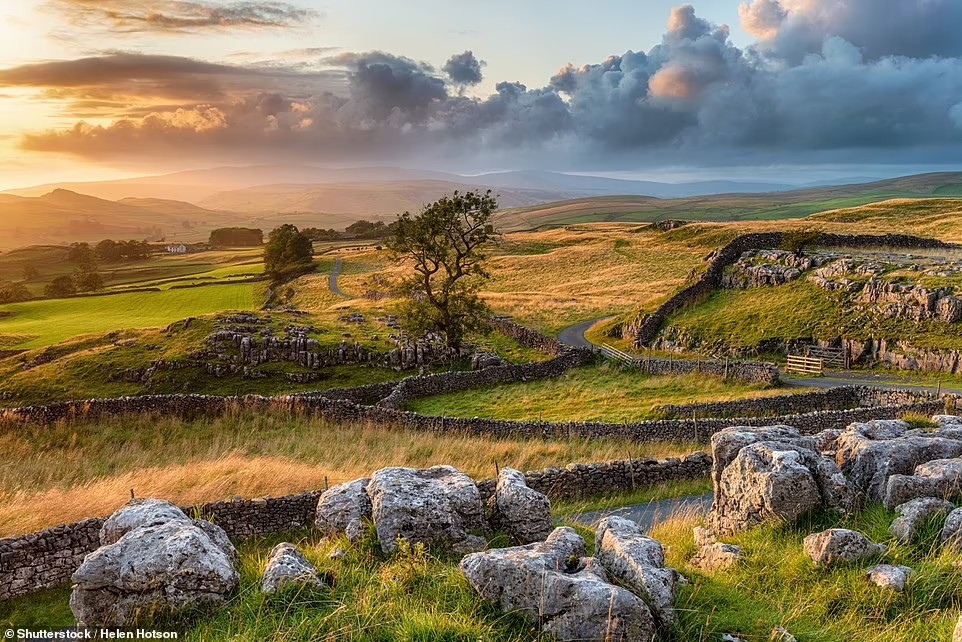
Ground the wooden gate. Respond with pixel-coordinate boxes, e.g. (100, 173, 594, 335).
(786, 354, 825, 376)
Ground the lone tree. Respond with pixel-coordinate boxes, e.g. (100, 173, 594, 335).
(387, 190, 501, 350)
(264, 224, 314, 278)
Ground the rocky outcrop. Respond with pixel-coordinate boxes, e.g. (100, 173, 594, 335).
(314, 478, 372, 543)
(489, 467, 552, 544)
(835, 419, 962, 503)
(859, 279, 962, 324)
(367, 466, 487, 554)
(884, 458, 962, 509)
(70, 518, 238, 626)
(803, 529, 885, 568)
(460, 527, 657, 642)
(261, 543, 324, 594)
(708, 426, 854, 534)
(865, 564, 913, 592)
(722, 249, 832, 289)
(889, 498, 954, 543)
(595, 517, 679, 627)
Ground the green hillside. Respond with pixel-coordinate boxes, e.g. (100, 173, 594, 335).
(496, 173, 962, 231)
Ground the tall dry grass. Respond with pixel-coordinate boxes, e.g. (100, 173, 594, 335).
(0, 409, 699, 536)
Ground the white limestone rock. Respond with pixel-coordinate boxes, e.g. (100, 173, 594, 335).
(99, 499, 189, 545)
(865, 564, 914, 592)
(941, 507, 962, 547)
(595, 516, 679, 627)
(315, 478, 372, 543)
(460, 527, 657, 642)
(262, 543, 324, 594)
(889, 497, 954, 542)
(70, 520, 239, 627)
(709, 426, 854, 534)
(490, 467, 552, 544)
(367, 466, 486, 554)
(803, 528, 886, 567)
(884, 458, 962, 509)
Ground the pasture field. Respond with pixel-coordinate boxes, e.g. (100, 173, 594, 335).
(406, 363, 797, 422)
(3, 499, 955, 642)
(0, 282, 259, 349)
(0, 409, 699, 536)
(0, 245, 265, 295)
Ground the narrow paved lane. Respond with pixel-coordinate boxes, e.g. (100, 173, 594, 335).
(557, 316, 612, 350)
(328, 257, 350, 298)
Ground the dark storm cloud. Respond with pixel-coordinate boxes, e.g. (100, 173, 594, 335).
(739, 0, 962, 61)
(47, 0, 317, 34)
(12, 2, 962, 167)
(443, 51, 485, 87)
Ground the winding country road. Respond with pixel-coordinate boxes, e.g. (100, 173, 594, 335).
(557, 316, 612, 350)
(328, 257, 350, 298)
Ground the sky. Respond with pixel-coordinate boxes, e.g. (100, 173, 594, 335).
(1, 0, 962, 188)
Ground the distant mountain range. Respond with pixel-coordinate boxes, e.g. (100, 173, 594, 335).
(5, 165, 797, 204)
(0, 167, 961, 249)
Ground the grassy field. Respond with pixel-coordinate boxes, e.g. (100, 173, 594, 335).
(407, 363, 795, 422)
(666, 279, 962, 353)
(0, 409, 700, 536)
(0, 245, 265, 295)
(0, 283, 260, 349)
(4, 495, 956, 642)
(650, 505, 961, 641)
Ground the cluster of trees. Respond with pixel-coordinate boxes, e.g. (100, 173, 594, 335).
(209, 227, 263, 247)
(0, 282, 31, 304)
(264, 224, 315, 279)
(302, 219, 394, 242)
(93, 239, 151, 262)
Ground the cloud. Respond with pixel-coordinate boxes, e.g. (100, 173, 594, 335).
(46, 0, 317, 34)
(0, 53, 344, 114)
(443, 51, 485, 87)
(11, 3, 962, 169)
(739, 0, 962, 61)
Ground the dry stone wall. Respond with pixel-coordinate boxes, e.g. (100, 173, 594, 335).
(628, 232, 957, 347)
(0, 454, 708, 601)
(628, 354, 779, 385)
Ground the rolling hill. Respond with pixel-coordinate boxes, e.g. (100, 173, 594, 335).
(4, 165, 798, 204)
(494, 172, 962, 231)
(197, 180, 570, 216)
(0, 190, 244, 249)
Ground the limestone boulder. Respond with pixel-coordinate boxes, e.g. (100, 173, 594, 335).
(709, 426, 854, 534)
(70, 520, 239, 627)
(889, 497, 954, 543)
(262, 543, 324, 594)
(803, 529, 885, 567)
(835, 420, 962, 503)
(489, 467, 552, 544)
(884, 458, 962, 509)
(460, 527, 657, 642)
(367, 466, 487, 554)
(865, 564, 913, 592)
(595, 516, 679, 627)
(100, 499, 189, 545)
(941, 507, 962, 547)
(99, 498, 237, 564)
(315, 478, 372, 543)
